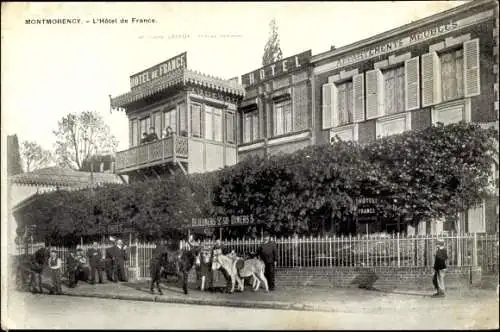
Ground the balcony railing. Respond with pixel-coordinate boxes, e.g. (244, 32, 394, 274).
(115, 134, 188, 172)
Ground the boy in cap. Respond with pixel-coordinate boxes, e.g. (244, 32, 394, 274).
(432, 239, 448, 297)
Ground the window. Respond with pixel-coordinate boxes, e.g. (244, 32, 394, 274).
(131, 120, 138, 147)
(191, 104, 202, 137)
(383, 66, 405, 115)
(376, 113, 411, 138)
(164, 108, 177, 134)
(204, 106, 213, 140)
(274, 99, 292, 136)
(337, 81, 353, 125)
(440, 49, 464, 102)
(226, 111, 235, 143)
(139, 117, 151, 137)
(293, 84, 309, 131)
(213, 107, 222, 142)
(179, 103, 187, 135)
(243, 110, 258, 143)
(154, 112, 162, 138)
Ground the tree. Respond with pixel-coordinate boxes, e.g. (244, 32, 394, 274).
(20, 140, 54, 173)
(262, 18, 283, 66)
(53, 111, 118, 170)
(7, 134, 23, 176)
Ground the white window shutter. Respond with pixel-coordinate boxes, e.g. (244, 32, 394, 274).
(322, 83, 337, 129)
(421, 52, 441, 107)
(405, 56, 420, 111)
(366, 69, 384, 119)
(464, 38, 480, 97)
(352, 74, 365, 123)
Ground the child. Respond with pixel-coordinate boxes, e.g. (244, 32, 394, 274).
(432, 239, 448, 297)
(48, 249, 62, 295)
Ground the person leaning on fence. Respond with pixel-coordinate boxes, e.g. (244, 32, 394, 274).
(48, 249, 63, 295)
(257, 233, 278, 291)
(87, 242, 104, 284)
(432, 239, 448, 297)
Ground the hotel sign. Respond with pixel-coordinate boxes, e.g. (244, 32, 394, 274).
(241, 50, 311, 87)
(316, 10, 494, 73)
(130, 52, 187, 89)
(190, 215, 255, 228)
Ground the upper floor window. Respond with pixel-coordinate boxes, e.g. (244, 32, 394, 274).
(383, 66, 405, 115)
(130, 120, 138, 147)
(243, 109, 258, 143)
(274, 99, 292, 136)
(139, 117, 151, 138)
(163, 108, 177, 135)
(191, 104, 202, 138)
(226, 111, 235, 143)
(440, 49, 464, 102)
(337, 81, 353, 125)
(204, 106, 223, 142)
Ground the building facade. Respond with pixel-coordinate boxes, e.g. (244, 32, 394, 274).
(238, 50, 314, 160)
(312, 0, 498, 234)
(111, 52, 245, 181)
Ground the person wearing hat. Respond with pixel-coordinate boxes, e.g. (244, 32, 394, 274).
(257, 233, 278, 291)
(432, 239, 448, 297)
(105, 238, 120, 282)
(66, 249, 80, 288)
(48, 249, 62, 295)
(112, 239, 127, 282)
(87, 242, 104, 284)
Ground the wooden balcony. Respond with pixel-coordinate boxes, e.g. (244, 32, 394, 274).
(115, 135, 188, 173)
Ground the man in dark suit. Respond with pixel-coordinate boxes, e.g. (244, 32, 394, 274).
(87, 242, 103, 284)
(257, 234, 278, 291)
(106, 240, 120, 282)
(66, 250, 80, 288)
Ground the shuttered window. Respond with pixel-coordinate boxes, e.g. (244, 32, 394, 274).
(226, 111, 235, 143)
(366, 69, 383, 120)
(352, 74, 365, 123)
(274, 99, 292, 136)
(405, 57, 420, 111)
(213, 107, 223, 142)
(337, 81, 353, 126)
(322, 83, 336, 129)
(463, 38, 480, 97)
(384, 66, 405, 115)
(421, 52, 440, 107)
(293, 84, 309, 131)
(191, 104, 202, 137)
(440, 49, 464, 102)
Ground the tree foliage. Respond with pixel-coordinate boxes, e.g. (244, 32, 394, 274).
(262, 18, 284, 66)
(7, 134, 23, 176)
(53, 111, 118, 170)
(16, 122, 497, 241)
(20, 140, 54, 173)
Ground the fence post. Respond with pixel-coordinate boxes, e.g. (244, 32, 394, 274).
(135, 237, 139, 270)
(397, 232, 401, 267)
(472, 232, 478, 267)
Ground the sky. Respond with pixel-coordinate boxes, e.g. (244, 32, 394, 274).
(2, 1, 467, 153)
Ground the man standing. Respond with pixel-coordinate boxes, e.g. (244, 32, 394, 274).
(432, 239, 448, 297)
(48, 249, 62, 295)
(115, 239, 128, 282)
(257, 233, 278, 291)
(66, 249, 80, 288)
(210, 238, 231, 292)
(87, 242, 103, 284)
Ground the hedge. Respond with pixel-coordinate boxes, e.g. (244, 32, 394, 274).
(15, 122, 497, 242)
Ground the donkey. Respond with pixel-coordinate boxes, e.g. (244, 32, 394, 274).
(212, 252, 269, 293)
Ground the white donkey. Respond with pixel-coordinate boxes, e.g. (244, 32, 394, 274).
(212, 251, 269, 293)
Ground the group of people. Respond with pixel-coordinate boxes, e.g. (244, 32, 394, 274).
(140, 126, 191, 145)
(46, 238, 129, 295)
(184, 233, 278, 292)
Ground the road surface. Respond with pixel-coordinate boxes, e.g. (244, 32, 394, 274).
(3, 292, 498, 330)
